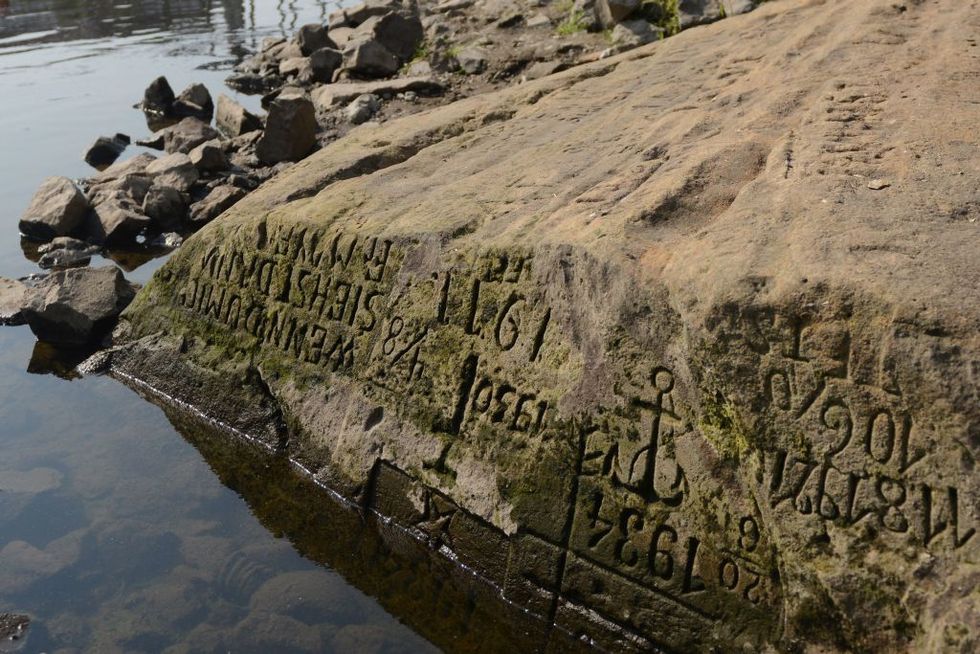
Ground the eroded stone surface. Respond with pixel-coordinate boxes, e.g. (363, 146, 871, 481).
(114, 1, 980, 651)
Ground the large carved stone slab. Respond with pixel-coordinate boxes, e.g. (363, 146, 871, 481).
(113, 0, 980, 651)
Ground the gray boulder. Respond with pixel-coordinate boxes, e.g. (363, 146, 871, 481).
(19, 177, 90, 241)
(350, 12, 423, 61)
(596, 0, 641, 28)
(87, 174, 153, 207)
(92, 153, 157, 183)
(255, 92, 317, 165)
(88, 196, 152, 243)
(297, 23, 335, 55)
(0, 277, 28, 326)
(142, 186, 188, 229)
(215, 95, 263, 137)
(456, 46, 488, 75)
(310, 47, 344, 83)
(164, 118, 220, 154)
(346, 93, 380, 124)
(328, 0, 404, 29)
(189, 140, 229, 173)
(173, 83, 215, 122)
(328, 26, 355, 50)
(83, 134, 130, 170)
(279, 56, 315, 84)
(145, 152, 199, 192)
(611, 19, 663, 47)
(189, 185, 246, 224)
(22, 266, 136, 345)
(342, 38, 401, 78)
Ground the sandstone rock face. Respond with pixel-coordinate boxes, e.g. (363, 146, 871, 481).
(114, 1, 980, 651)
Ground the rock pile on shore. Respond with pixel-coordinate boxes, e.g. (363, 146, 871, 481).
(9, 0, 759, 348)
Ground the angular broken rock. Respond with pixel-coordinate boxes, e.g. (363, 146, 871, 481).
(189, 185, 246, 224)
(19, 177, 90, 241)
(349, 12, 423, 62)
(188, 140, 229, 173)
(25, 266, 136, 345)
(92, 153, 157, 183)
(279, 56, 315, 85)
(87, 174, 153, 208)
(296, 23, 335, 56)
(142, 185, 188, 229)
(173, 82, 215, 122)
(328, 0, 403, 29)
(88, 196, 151, 243)
(152, 118, 221, 154)
(309, 47, 344, 83)
(341, 38, 401, 78)
(114, 2, 980, 652)
(215, 94, 263, 137)
(145, 152, 200, 192)
(255, 92, 317, 165)
(596, 0, 641, 28)
(0, 277, 28, 326)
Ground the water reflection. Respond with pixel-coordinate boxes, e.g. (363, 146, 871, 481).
(146, 393, 589, 654)
(0, 0, 335, 49)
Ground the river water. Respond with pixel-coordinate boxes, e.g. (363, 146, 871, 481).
(0, 2, 444, 651)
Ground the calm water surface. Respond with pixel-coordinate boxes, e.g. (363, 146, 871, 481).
(0, 2, 443, 651)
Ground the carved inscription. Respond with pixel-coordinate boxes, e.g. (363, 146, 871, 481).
(176, 224, 397, 373)
(567, 366, 780, 625)
(729, 310, 976, 552)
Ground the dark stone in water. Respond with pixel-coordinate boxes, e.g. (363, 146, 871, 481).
(142, 75, 175, 114)
(83, 134, 130, 170)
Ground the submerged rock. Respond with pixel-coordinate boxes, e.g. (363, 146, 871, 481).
(113, 1, 980, 652)
(18, 177, 90, 241)
(24, 266, 136, 344)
